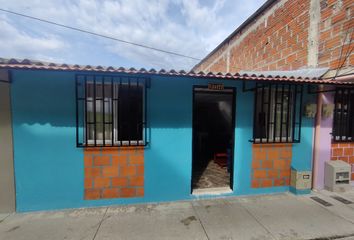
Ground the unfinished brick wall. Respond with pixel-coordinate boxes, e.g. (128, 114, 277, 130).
(318, 0, 354, 70)
(331, 143, 354, 180)
(195, 0, 310, 73)
(251, 144, 292, 188)
(194, 0, 353, 73)
(84, 147, 144, 200)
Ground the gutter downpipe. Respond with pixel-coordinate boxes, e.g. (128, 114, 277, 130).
(312, 85, 323, 190)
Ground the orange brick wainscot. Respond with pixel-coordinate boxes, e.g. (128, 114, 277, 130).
(84, 147, 144, 200)
(331, 143, 354, 180)
(251, 143, 292, 188)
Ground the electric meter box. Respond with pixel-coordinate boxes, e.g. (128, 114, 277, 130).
(290, 168, 312, 195)
(324, 160, 351, 192)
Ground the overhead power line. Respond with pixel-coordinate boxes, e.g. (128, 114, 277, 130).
(0, 8, 202, 61)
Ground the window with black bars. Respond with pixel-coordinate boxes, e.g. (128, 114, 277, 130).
(252, 83, 303, 143)
(75, 74, 149, 147)
(333, 88, 354, 142)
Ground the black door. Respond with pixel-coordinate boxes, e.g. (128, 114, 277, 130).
(192, 86, 236, 191)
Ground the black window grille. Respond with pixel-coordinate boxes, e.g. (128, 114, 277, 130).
(252, 83, 303, 143)
(333, 88, 354, 142)
(75, 74, 149, 147)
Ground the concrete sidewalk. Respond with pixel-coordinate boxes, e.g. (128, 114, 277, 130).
(1, 190, 354, 240)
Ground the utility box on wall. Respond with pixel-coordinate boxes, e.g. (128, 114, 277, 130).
(325, 160, 351, 192)
(290, 168, 312, 194)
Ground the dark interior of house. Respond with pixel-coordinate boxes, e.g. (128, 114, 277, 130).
(192, 90, 234, 190)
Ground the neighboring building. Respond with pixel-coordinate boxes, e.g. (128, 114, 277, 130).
(193, 0, 354, 189)
(0, 58, 351, 212)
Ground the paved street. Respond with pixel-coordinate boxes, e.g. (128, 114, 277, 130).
(1, 190, 354, 240)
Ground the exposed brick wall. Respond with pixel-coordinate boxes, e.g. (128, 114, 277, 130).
(331, 142, 354, 180)
(194, 0, 353, 73)
(318, 0, 354, 70)
(195, 0, 311, 73)
(84, 147, 144, 200)
(251, 144, 292, 188)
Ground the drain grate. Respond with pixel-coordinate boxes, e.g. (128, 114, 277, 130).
(310, 197, 333, 207)
(330, 195, 353, 204)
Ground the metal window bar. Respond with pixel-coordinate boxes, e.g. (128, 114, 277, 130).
(75, 74, 149, 148)
(252, 83, 302, 144)
(267, 84, 272, 143)
(286, 84, 291, 142)
(273, 84, 278, 142)
(333, 88, 354, 142)
(102, 77, 105, 146)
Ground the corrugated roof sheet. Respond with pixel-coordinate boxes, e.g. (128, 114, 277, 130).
(0, 58, 353, 85)
(240, 68, 329, 79)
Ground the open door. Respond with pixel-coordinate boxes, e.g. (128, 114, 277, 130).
(192, 86, 235, 194)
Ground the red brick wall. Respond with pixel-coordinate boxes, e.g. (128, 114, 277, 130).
(318, 0, 354, 70)
(194, 0, 353, 73)
(331, 142, 354, 180)
(84, 147, 144, 200)
(251, 144, 292, 188)
(196, 0, 310, 73)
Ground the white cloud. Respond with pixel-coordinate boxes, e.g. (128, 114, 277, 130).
(0, 15, 65, 59)
(0, 0, 266, 69)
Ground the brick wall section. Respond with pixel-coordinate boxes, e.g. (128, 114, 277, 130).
(331, 142, 354, 180)
(318, 0, 354, 70)
(195, 0, 353, 73)
(251, 143, 292, 188)
(84, 147, 144, 200)
(196, 0, 311, 73)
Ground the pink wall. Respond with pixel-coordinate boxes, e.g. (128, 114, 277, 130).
(313, 92, 334, 189)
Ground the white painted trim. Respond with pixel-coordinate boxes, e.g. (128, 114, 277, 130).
(192, 187, 233, 196)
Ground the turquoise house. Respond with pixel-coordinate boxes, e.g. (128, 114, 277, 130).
(0, 58, 352, 212)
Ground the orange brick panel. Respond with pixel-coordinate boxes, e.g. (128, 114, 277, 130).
(350, 156, 354, 164)
(136, 188, 144, 197)
(331, 143, 354, 167)
(332, 148, 343, 156)
(112, 155, 128, 166)
(251, 143, 292, 188)
(280, 170, 291, 178)
(84, 156, 93, 167)
(274, 178, 286, 186)
(261, 179, 273, 188)
(254, 170, 267, 179)
(254, 151, 267, 161)
(268, 170, 279, 178)
(268, 151, 279, 161)
(121, 166, 137, 177)
(121, 188, 136, 198)
(129, 155, 144, 165)
(93, 156, 111, 166)
(84, 147, 144, 200)
(102, 166, 119, 177)
(129, 176, 144, 187)
(85, 167, 101, 178)
(344, 148, 353, 156)
(94, 177, 110, 188)
(85, 189, 101, 200)
(111, 177, 128, 187)
(136, 165, 144, 176)
(102, 188, 120, 199)
(84, 178, 93, 189)
(252, 160, 262, 169)
(262, 160, 273, 168)
(84, 148, 102, 155)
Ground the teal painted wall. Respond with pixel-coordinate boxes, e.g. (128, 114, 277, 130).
(11, 70, 314, 212)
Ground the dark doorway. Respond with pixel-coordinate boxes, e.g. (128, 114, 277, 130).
(192, 86, 235, 192)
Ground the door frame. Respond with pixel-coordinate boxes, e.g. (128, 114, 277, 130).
(191, 85, 236, 193)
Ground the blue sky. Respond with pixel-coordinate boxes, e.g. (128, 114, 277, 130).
(0, 0, 266, 70)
